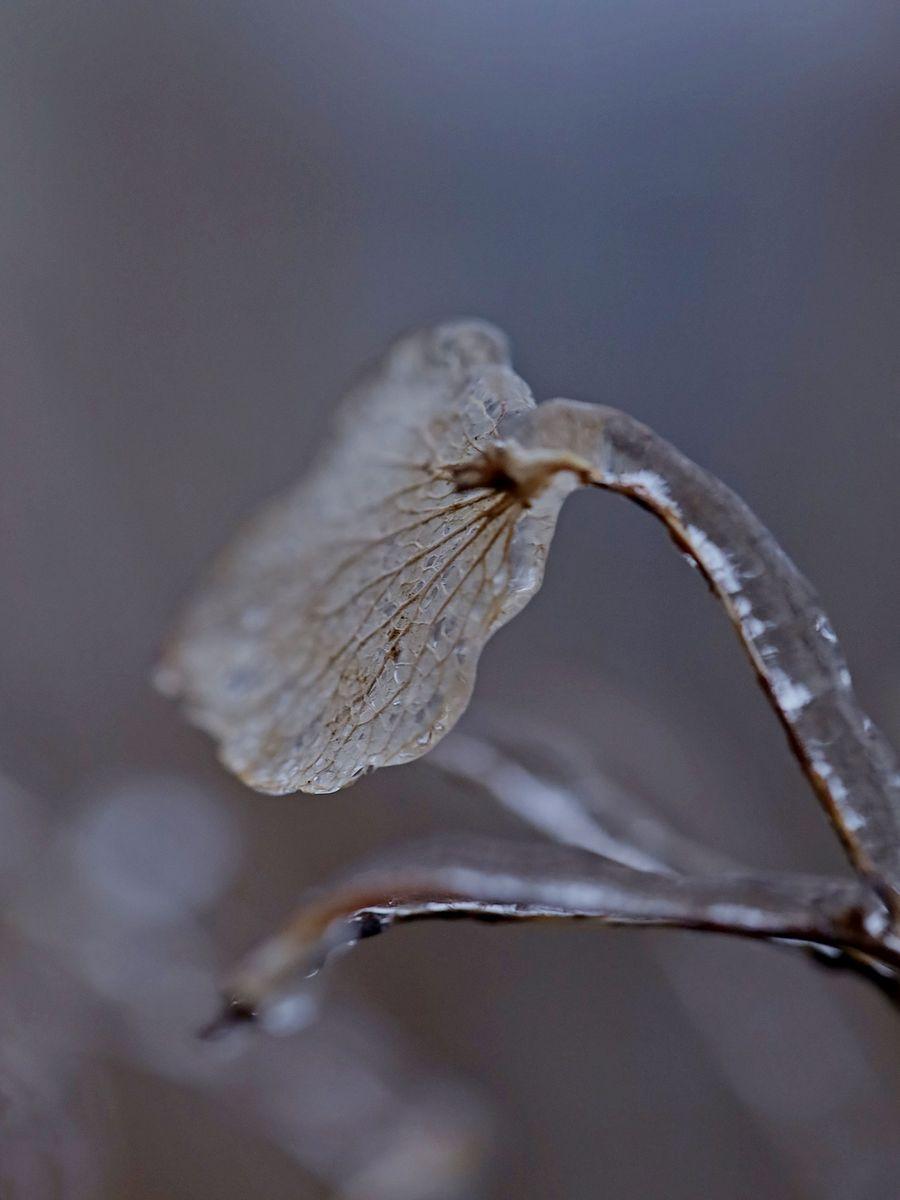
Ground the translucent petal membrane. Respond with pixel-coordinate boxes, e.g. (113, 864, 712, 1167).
(157, 321, 583, 793)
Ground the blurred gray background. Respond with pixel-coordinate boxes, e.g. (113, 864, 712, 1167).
(2, 2, 899, 1197)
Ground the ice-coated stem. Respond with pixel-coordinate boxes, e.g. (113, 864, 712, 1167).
(430, 732, 900, 1000)
(429, 730, 731, 874)
(502, 399, 900, 911)
(216, 834, 890, 1020)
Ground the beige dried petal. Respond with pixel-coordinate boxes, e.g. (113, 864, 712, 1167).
(157, 321, 589, 794)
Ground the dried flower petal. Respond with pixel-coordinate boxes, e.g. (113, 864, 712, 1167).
(157, 321, 586, 793)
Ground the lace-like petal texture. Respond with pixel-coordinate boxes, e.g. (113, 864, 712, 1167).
(157, 321, 580, 793)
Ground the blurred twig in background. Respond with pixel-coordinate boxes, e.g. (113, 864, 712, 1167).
(0, 770, 489, 1200)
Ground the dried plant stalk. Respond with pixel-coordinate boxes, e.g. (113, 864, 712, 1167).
(220, 833, 890, 1016)
(157, 319, 900, 1021)
(500, 399, 900, 905)
(429, 730, 728, 874)
(430, 732, 900, 999)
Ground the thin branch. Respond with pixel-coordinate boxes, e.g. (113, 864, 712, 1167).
(430, 731, 900, 1002)
(213, 834, 891, 1023)
(502, 399, 900, 908)
(429, 730, 730, 874)
(176, 328, 900, 1031)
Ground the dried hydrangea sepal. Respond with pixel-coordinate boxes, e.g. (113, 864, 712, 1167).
(157, 322, 592, 795)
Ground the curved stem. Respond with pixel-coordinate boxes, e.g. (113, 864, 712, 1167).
(504, 400, 900, 909)
(217, 835, 889, 1018)
(430, 731, 900, 1003)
